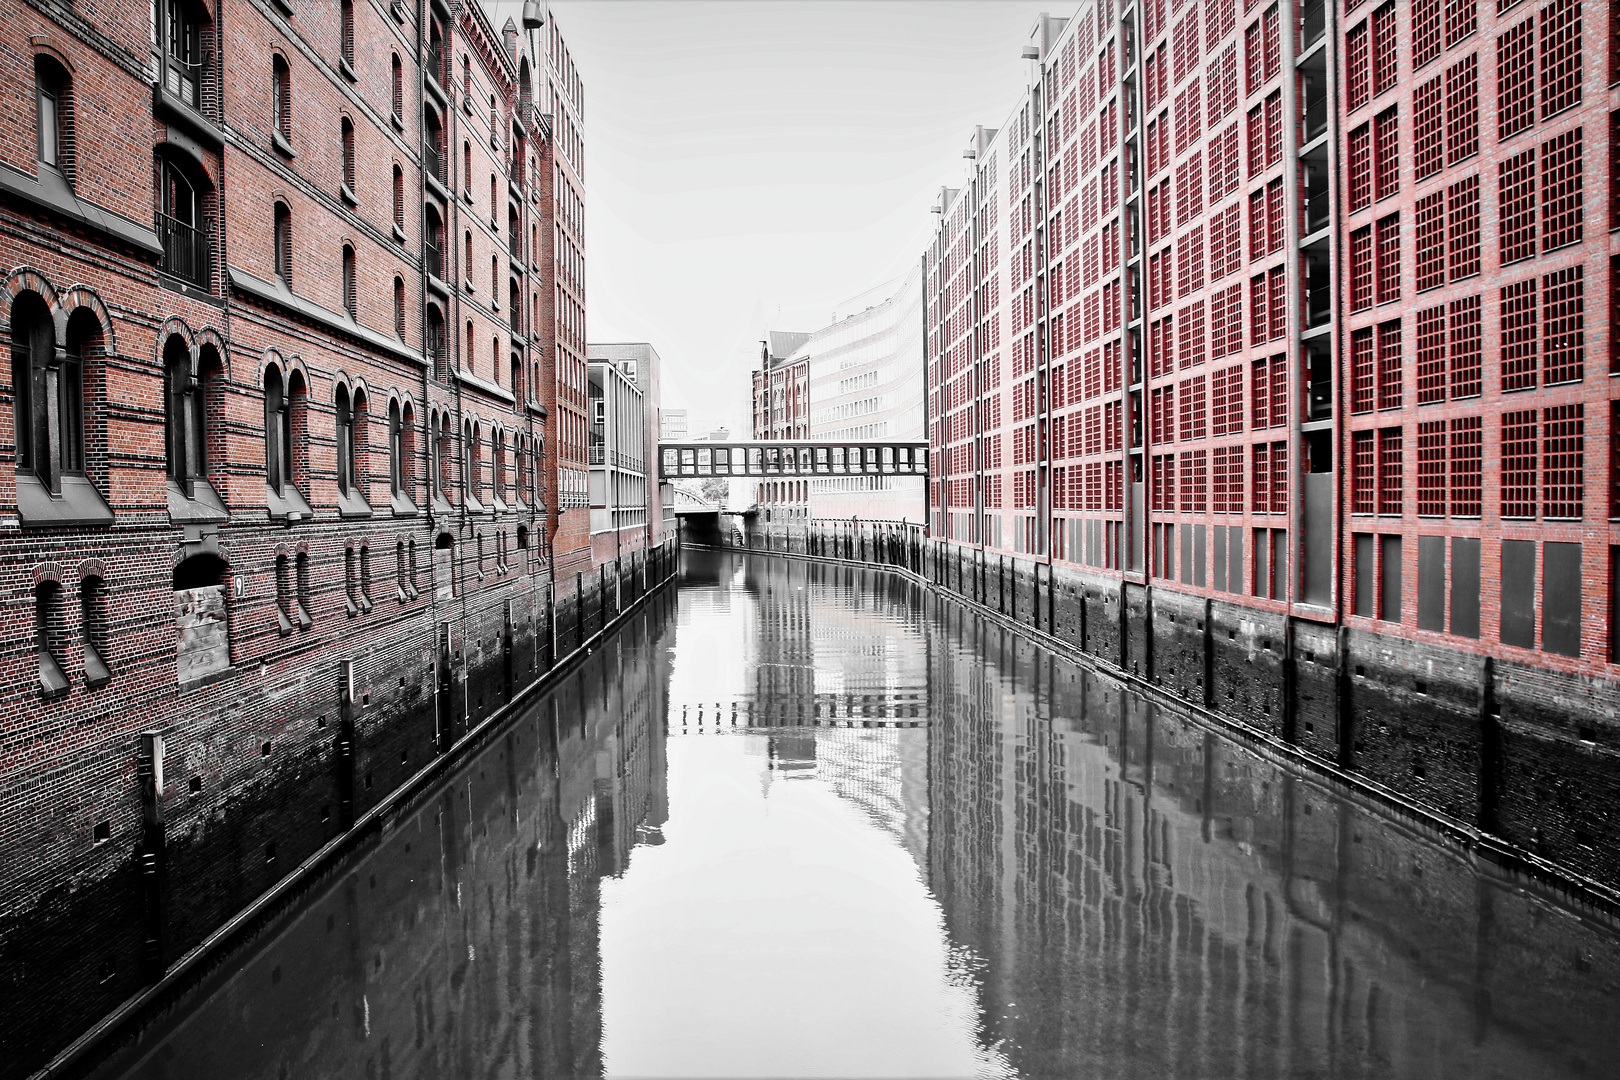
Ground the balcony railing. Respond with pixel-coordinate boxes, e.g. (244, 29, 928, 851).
(588, 444, 605, 465)
(424, 239, 444, 281)
(426, 41, 446, 91)
(422, 141, 446, 184)
(156, 212, 213, 289)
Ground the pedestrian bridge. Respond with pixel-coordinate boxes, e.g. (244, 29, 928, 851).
(658, 440, 929, 480)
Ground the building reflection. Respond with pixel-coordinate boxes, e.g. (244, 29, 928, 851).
(98, 599, 676, 1080)
(926, 601, 1620, 1079)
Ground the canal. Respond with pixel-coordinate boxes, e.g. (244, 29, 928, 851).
(93, 550, 1619, 1079)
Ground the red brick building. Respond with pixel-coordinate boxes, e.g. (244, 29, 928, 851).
(926, 0, 1619, 893)
(751, 330, 811, 516)
(0, 2, 640, 1072)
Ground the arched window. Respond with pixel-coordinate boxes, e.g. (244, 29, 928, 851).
(342, 245, 356, 317)
(294, 550, 313, 626)
(489, 173, 497, 212)
(393, 276, 406, 338)
(273, 201, 292, 284)
(163, 335, 207, 492)
(36, 580, 68, 698)
(359, 545, 373, 609)
(264, 365, 290, 492)
(464, 231, 473, 285)
(490, 257, 499, 302)
(510, 350, 522, 399)
(464, 421, 479, 505)
(271, 55, 291, 142)
(466, 320, 474, 373)
(391, 54, 403, 119)
(35, 55, 70, 176)
(426, 303, 446, 379)
(387, 399, 407, 500)
(11, 293, 85, 497)
(81, 575, 110, 685)
(491, 336, 500, 383)
(392, 163, 404, 229)
(340, 117, 356, 195)
(335, 384, 355, 496)
(340, 0, 355, 68)
(174, 553, 230, 678)
(463, 140, 472, 189)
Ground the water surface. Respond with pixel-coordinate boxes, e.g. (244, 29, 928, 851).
(98, 550, 1620, 1079)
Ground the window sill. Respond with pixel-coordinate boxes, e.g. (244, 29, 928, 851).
(340, 57, 358, 82)
(341, 183, 358, 206)
(433, 493, 456, 516)
(84, 643, 112, 688)
(338, 489, 374, 518)
(390, 493, 420, 516)
(167, 479, 229, 524)
(0, 163, 163, 257)
(392, 222, 407, 244)
(152, 82, 225, 151)
(465, 495, 485, 515)
(295, 603, 313, 630)
(464, 277, 475, 292)
(463, 188, 474, 205)
(425, 170, 449, 202)
(276, 610, 295, 636)
(266, 480, 315, 521)
(17, 472, 114, 529)
(273, 131, 296, 158)
(392, 112, 405, 134)
(346, 596, 359, 617)
(39, 650, 70, 701)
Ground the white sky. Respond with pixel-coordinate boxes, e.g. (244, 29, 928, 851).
(489, 0, 1056, 436)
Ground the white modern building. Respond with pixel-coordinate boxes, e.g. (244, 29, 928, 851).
(586, 343, 666, 562)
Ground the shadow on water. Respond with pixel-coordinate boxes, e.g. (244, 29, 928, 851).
(87, 551, 1619, 1080)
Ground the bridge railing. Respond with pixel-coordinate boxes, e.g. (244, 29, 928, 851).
(722, 516, 929, 576)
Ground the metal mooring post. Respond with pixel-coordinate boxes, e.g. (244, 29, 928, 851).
(137, 730, 166, 981)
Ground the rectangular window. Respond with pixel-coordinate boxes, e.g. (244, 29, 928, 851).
(1251, 354, 1270, 428)
(1418, 420, 1448, 515)
(1445, 53, 1479, 162)
(1350, 227, 1374, 310)
(1414, 0, 1443, 67)
(1540, 127, 1583, 251)
(1247, 104, 1266, 177)
(1539, 0, 1582, 119)
(1418, 534, 1447, 630)
(1372, 3, 1400, 95)
(1267, 266, 1286, 341)
(1543, 541, 1582, 656)
(1380, 534, 1403, 621)
(1349, 122, 1374, 209)
(1500, 538, 1536, 648)
(1265, 177, 1285, 253)
(1268, 353, 1287, 428)
(1352, 430, 1377, 513)
(1351, 326, 1376, 413)
(1264, 90, 1283, 167)
(1542, 264, 1584, 385)
(1375, 214, 1401, 303)
(1413, 79, 1444, 180)
(1445, 0, 1477, 44)
(1354, 533, 1376, 616)
(1250, 273, 1269, 346)
(1415, 191, 1447, 291)
(1447, 175, 1480, 280)
(1449, 536, 1482, 637)
(1500, 276, 1539, 390)
(1373, 107, 1399, 199)
(1501, 409, 1538, 517)
(1417, 306, 1447, 403)
(1378, 426, 1404, 515)
(1498, 19, 1535, 139)
(1499, 149, 1538, 264)
(1251, 442, 1270, 512)
(1269, 439, 1288, 513)
(1347, 21, 1371, 111)
(1543, 403, 1584, 519)
(1450, 415, 1482, 515)
(1450, 294, 1483, 397)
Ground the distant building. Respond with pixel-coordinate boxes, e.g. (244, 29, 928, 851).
(660, 409, 688, 442)
(586, 344, 666, 562)
(806, 267, 925, 522)
(750, 332, 812, 520)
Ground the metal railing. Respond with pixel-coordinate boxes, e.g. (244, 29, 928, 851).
(422, 141, 445, 184)
(156, 212, 213, 289)
(424, 239, 443, 281)
(426, 41, 446, 90)
(588, 444, 605, 465)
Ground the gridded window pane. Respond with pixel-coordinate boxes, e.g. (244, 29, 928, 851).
(1445, 0, 1478, 44)
(1542, 264, 1584, 384)
(1500, 276, 1539, 390)
(1415, 192, 1447, 291)
(1416, 305, 1448, 403)
(1540, 126, 1583, 251)
(1445, 53, 1479, 162)
(1377, 427, 1404, 515)
(1373, 3, 1400, 95)
(1373, 107, 1399, 199)
(1347, 21, 1370, 111)
(1413, 79, 1444, 180)
(1417, 420, 1448, 515)
(1414, 0, 1443, 67)
(1375, 214, 1401, 303)
(1447, 175, 1481, 279)
(1450, 416, 1483, 515)
(1350, 225, 1374, 310)
(1542, 403, 1583, 518)
(1501, 409, 1538, 517)
(1497, 19, 1535, 139)
(1498, 149, 1537, 264)
(1450, 294, 1483, 397)
(1351, 326, 1376, 413)
(1539, 0, 1582, 119)
(1352, 430, 1377, 513)
(1269, 440, 1288, 513)
(1377, 320, 1403, 409)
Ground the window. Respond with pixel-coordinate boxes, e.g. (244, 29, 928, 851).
(1450, 295, 1482, 397)
(294, 551, 313, 628)
(1377, 426, 1404, 515)
(1414, 0, 1443, 67)
(1373, 107, 1399, 199)
(393, 276, 406, 338)
(1498, 19, 1535, 139)
(1347, 20, 1370, 111)
(1501, 409, 1538, 517)
(1352, 430, 1376, 512)
(1375, 214, 1400, 303)
(274, 202, 292, 285)
(1500, 276, 1539, 390)
(11, 293, 84, 495)
(1542, 403, 1583, 518)
(335, 384, 356, 497)
(341, 117, 355, 195)
(1450, 416, 1482, 515)
(1413, 80, 1443, 180)
(274, 554, 293, 634)
(1372, 3, 1399, 95)
(341, 0, 355, 68)
(342, 245, 357, 318)
(1445, 53, 1479, 162)
(264, 364, 302, 500)
(81, 575, 110, 685)
(1543, 264, 1584, 384)
(1539, 0, 1581, 118)
(35, 56, 68, 173)
(36, 580, 68, 698)
(163, 335, 209, 493)
(160, 0, 205, 111)
(1418, 421, 1447, 515)
(1350, 225, 1373, 310)
(1416, 306, 1447, 403)
(1446, 0, 1477, 44)
(1377, 320, 1403, 409)
(1499, 149, 1537, 264)
(272, 55, 291, 142)
(1541, 126, 1583, 251)
(392, 54, 403, 119)
(463, 140, 472, 189)
(392, 164, 405, 231)
(1447, 176, 1481, 279)
(1415, 192, 1446, 291)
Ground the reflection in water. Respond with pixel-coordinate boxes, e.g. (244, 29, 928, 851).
(98, 551, 1619, 1079)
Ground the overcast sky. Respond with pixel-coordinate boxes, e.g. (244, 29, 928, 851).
(490, 1, 1055, 436)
